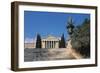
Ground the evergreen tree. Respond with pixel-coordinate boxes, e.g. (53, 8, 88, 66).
(35, 34, 42, 48)
(59, 40, 61, 48)
(59, 34, 66, 48)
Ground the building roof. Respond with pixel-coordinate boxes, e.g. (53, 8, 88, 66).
(42, 35, 61, 41)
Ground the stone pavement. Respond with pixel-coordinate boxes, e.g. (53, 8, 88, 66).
(24, 40, 83, 62)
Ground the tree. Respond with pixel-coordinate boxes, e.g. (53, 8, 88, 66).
(35, 33, 42, 48)
(59, 34, 66, 48)
(59, 40, 61, 48)
(71, 18, 90, 58)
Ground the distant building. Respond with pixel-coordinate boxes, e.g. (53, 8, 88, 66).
(25, 35, 67, 49)
(42, 35, 60, 48)
(25, 43, 35, 49)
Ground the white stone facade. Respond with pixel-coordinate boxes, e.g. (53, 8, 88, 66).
(25, 35, 61, 49)
(41, 35, 60, 48)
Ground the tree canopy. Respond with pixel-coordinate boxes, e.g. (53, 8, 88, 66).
(71, 18, 90, 58)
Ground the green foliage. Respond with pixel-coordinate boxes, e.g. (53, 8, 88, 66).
(59, 34, 66, 48)
(71, 18, 90, 58)
(36, 34, 42, 48)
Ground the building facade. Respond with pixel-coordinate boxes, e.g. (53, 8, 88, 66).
(41, 35, 60, 48)
(25, 35, 63, 49)
(25, 43, 35, 49)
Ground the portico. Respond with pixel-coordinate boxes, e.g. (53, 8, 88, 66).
(42, 35, 60, 48)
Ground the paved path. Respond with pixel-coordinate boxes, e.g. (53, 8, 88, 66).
(24, 40, 83, 62)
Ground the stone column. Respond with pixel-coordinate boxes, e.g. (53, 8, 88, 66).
(48, 41, 49, 48)
(51, 41, 52, 48)
(55, 41, 59, 48)
(53, 41, 55, 48)
(47, 41, 50, 48)
(51, 41, 53, 48)
(52, 41, 54, 48)
(49, 41, 51, 48)
(54, 41, 56, 48)
(42, 41, 45, 48)
(47, 41, 48, 48)
(44, 41, 46, 48)
(50, 41, 51, 48)
(54, 41, 55, 48)
(45, 41, 47, 48)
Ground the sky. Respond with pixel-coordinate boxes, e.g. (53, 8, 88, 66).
(24, 11, 90, 43)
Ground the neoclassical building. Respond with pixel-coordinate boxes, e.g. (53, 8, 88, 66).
(41, 35, 60, 48)
(25, 35, 67, 49)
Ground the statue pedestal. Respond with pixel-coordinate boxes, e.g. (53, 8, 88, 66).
(66, 40, 83, 59)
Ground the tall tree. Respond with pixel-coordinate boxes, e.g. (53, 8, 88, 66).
(71, 18, 90, 58)
(59, 34, 66, 48)
(35, 33, 42, 48)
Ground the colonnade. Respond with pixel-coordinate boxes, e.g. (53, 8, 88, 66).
(43, 41, 58, 48)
